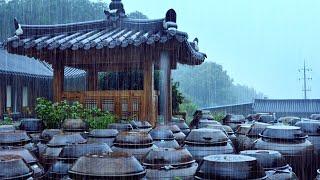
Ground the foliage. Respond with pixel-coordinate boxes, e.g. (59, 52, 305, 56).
(173, 62, 265, 108)
(128, 11, 148, 19)
(172, 82, 185, 113)
(212, 112, 226, 122)
(0, 116, 13, 125)
(86, 112, 116, 129)
(0, 0, 107, 41)
(179, 99, 198, 123)
(0, 0, 150, 42)
(35, 98, 116, 129)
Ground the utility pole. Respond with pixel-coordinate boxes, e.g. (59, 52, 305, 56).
(299, 60, 312, 99)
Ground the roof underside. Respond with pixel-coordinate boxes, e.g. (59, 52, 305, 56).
(5, 17, 206, 66)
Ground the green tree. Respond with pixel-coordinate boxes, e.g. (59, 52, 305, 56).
(0, 0, 107, 41)
(173, 62, 264, 108)
(128, 11, 148, 19)
(172, 81, 184, 113)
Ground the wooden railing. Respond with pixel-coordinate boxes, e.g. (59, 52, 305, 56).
(62, 90, 156, 120)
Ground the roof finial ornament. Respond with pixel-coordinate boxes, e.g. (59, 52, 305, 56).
(193, 38, 199, 51)
(163, 9, 178, 36)
(104, 0, 126, 25)
(14, 18, 23, 36)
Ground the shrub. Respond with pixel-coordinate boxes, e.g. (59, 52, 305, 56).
(35, 98, 116, 129)
(86, 112, 116, 129)
(0, 116, 13, 125)
(179, 100, 198, 124)
(213, 112, 226, 122)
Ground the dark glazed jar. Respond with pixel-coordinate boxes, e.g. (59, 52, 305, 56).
(295, 119, 320, 179)
(195, 154, 266, 180)
(40, 133, 87, 170)
(37, 129, 62, 156)
(223, 114, 246, 131)
(0, 125, 16, 132)
(87, 129, 119, 147)
(68, 152, 146, 179)
(197, 119, 221, 129)
(111, 131, 154, 161)
(62, 119, 89, 132)
(47, 143, 112, 179)
(183, 128, 234, 162)
(108, 122, 133, 132)
(235, 122, 269, 152)
(158, 125, 186, 145)
(0, 130, 38, 156)
(222, 125, 237, 146)
(143, 148, 198, 179)
(150, 128, 180, 148)
(310, 114, 320, 120)
(130, 120, 153, 133)
(169, 119, 191, 135)
(316, 169, 320, 180)
(0, 147, 45, 179)
(240, 150, 297, 180)
(0, 155, 33, 180)
(278, 116, 301, 126)
(19, 118, 44, 133)
(253, 125, 314, 180)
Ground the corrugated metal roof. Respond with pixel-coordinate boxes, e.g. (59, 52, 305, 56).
(253, 99, 320, 113)
(202, 102, 253, 110)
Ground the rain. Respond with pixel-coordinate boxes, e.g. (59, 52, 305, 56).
(0, 0, 320, 179)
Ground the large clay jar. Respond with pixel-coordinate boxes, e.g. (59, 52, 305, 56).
(240, 150, 297, 180)
(87, 129, 119, 147)
(253, 125, 314, 180)
(235, 122, 270, 153)
(195, 154, 267, 180)
(69, 152, 146, 179)
(150, 128, 180, 148)
(183, 128, 234, 162)
(111, 131, 154, 161)
(47, 143, 112, 179)
(0, 155, 33, 180)
(143, 147, 198, 179)
(295, 119, 320, 179)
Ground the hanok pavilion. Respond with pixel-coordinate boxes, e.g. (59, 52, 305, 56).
(5, 0, 206, 125)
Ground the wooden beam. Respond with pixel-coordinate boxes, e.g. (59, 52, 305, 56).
(143, 59, 155, 125)
(53, 61, 64, 102)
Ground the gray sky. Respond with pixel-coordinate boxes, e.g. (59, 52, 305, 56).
(118, 0, 320, 99)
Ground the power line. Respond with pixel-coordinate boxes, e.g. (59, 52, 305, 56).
(298, 60, 312, 99)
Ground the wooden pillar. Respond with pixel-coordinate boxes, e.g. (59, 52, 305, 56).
(159, 51, 172, 124)
(88, 69, 98, 91)
(53, 61, 64, 102)
(0, 80, 3, 117)
(143, 59, 155, 125)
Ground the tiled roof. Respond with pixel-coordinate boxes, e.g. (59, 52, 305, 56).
(253, 99, 320, 113)
(4, 7, 206, 65)
(0, 49, 52, 78)
(0, 49, 85, 78)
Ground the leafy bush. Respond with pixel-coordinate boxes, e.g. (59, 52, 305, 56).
(86, 113, 116, 129)
(213, 112, 226, 122)
(35, 98, 116, 129)
(179, 100, 198, 124)
(0, 116, 13, 125)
